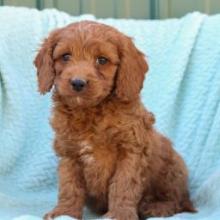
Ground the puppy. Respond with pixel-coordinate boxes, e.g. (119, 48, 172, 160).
(34, 21, 195, 220)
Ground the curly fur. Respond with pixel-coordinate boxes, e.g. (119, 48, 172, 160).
(34, 21, 195, 220)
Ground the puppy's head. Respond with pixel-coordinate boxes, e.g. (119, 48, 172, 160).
(34, 21, 148, 107)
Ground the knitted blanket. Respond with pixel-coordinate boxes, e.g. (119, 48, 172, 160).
(0, 6, 220, 220)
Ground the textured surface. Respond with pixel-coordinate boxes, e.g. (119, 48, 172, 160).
(0, 6, 220, 220)
(1, 0, 220, 19)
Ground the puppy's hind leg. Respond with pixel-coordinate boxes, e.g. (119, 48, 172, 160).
(139, 142, 196, 218)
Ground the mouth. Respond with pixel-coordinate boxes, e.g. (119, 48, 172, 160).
(56, 81, 108, 108)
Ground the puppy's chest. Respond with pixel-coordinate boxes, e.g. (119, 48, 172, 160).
(54, 111, 122, 195)
(77, 139, 117, 197)
(58, 111, 122, 149)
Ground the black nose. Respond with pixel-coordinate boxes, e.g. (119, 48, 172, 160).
(70, 79, 87, 92)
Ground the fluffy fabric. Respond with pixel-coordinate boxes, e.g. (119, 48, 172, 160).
(0, 6, 220, 220)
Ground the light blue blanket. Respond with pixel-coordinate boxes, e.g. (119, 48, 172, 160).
(0, 6, 220, 220)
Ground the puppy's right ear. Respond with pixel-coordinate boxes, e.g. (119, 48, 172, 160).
(34, 29, 60, 94)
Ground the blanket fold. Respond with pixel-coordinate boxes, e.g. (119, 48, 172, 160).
(0, 6, 220, 220)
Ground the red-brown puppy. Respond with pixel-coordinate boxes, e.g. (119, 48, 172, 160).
(34, 21, 195, 220)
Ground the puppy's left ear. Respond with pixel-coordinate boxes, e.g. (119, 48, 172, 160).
(115, 36, 148, 102)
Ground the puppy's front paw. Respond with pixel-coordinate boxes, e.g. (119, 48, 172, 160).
(104, 208, 138, 220)
(44, 207, 81, 220)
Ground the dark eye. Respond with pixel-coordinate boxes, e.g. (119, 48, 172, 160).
(96, 56, 108, 65)
(62, 53, 71, 62)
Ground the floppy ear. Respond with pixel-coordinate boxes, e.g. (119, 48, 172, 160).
(115, 36, 148, 102)
(34, 30, 60, 94)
